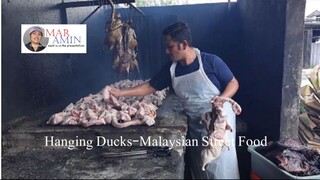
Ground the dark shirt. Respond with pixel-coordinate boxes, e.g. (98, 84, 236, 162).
(149, 52, 234, 92)
(25, 42, 46, 52)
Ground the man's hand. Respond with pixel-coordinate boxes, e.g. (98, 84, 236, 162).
(109, 87, 123, 97)
(108, 82, 157, 97)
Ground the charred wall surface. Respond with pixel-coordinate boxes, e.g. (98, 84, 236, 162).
(2, 0, 305, 142)
(2, 2, 241, 123)
(237, 0, 287, 140)
(237, 0, 305, 140)
(1, 0, 96, 123)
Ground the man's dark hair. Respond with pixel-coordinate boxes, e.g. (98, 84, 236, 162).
(162, 21, 192, 46)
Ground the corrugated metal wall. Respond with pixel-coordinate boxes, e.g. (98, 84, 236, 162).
(2, 1, 241, 122)
(2, 0, 306, 143)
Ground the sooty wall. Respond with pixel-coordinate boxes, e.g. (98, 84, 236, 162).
(2, 2, 241, 123)
(2, 0, 303, 141)
(237, 0, 287, 140)
(237, 0, 305, 140)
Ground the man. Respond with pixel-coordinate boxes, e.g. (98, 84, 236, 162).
(110, 21, 240, 179)
(25, 26, 46, 52)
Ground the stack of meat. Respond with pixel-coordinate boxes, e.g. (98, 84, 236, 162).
(256, 138, 320, 176)
(47, 80, 168, 128)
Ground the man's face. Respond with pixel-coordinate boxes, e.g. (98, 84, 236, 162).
(30, 30, 43, 44)
(164, 35, 184, 62)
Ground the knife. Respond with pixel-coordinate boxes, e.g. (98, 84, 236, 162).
(101, 147, 171, 158)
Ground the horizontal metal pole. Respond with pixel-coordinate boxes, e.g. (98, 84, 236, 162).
(129, 3, 145, 15)
(80, 5, 102, 24)
(58, 0, 135, 8)
(101, 150, 148, 157)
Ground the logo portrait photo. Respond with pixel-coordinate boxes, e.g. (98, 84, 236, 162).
(21, 24, 87, 54)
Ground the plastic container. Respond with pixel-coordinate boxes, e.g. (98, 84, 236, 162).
(248, 145, 320, 179)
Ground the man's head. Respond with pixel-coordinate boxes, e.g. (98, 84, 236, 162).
(162, 21, 192, 45)
(162, 22, 193, 61)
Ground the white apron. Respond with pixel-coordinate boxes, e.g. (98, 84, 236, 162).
(170, 48, 239, 179)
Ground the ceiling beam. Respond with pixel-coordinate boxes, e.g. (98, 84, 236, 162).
(57, 0, 135, 8)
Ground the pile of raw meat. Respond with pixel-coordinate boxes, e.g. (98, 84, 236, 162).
(47, 80, 168, 128)
(256, 138, 320, 176)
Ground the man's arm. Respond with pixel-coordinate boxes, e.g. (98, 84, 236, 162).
(220, 77, 239, 98)
(109, 81, 156, 97)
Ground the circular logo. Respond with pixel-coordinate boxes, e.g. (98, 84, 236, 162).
(23, 26, 49, 52)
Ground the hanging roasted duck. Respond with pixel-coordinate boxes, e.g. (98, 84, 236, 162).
(104, 0, 140, 75)
(105, 0, 123, 52)
(119, 21, 139, 74)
